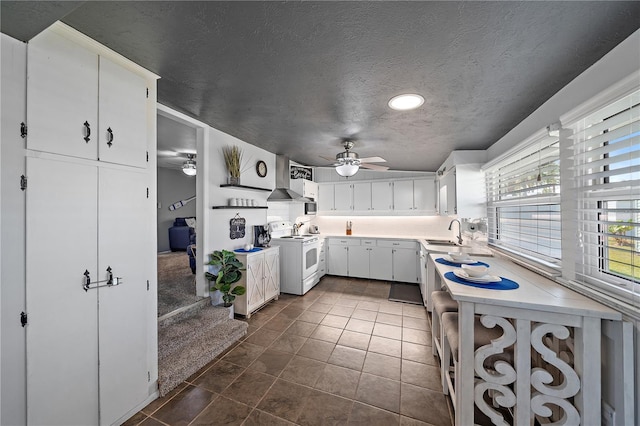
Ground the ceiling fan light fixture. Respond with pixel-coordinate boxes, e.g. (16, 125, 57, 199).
(335, 163, 359, 177)
(388, 93, 424, 111)
(182, 155, 197, 176)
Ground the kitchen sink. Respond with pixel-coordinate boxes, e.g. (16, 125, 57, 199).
(425, 239, 459, 246)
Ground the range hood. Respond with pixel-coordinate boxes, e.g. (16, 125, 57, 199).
(267, 156, 311, 202)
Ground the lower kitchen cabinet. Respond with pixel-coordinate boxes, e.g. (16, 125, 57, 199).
(318, 239, 327, 278)
(327, 238, 417, 283)
(234, 247, 280, 317)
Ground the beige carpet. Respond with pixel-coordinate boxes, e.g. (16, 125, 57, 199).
(157, 251, 203, 317)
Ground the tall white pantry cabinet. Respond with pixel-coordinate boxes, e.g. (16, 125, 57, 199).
(23, 23, 159, 425)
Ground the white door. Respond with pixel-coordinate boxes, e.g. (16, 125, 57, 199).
(27, 29, 98, 160)
(370, 247, 393, 281)
(263, 249, 280, 301)
(26, 157, 99, 425)
(348, 245, 369, 278)
(333, 183, 353, 211)
(393, 180, 414, 210)
(352, 182, 372, 211)
(98, 168, 149, 425)
(327, 245, 348, 276)
(371, 181, 393, 211)
(318, 184, 334, 211)
(393, 248, 418, 283)
(413, 178, 436, 213)
(98, 57, 148, 168)
(246, 255, 265, 313)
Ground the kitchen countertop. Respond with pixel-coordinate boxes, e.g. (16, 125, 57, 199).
(316, 233, 493, 256)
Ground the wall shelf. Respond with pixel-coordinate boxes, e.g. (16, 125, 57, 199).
(220, 184, 272, 192)
(211, 206, 268, 210)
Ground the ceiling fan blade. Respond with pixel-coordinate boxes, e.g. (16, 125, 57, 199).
(319, 155, 338, 162)
(358, 156, 386, 163)
(360, 163, 389, 171)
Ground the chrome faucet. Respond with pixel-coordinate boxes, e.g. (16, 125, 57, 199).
(448, 219, 463, 245)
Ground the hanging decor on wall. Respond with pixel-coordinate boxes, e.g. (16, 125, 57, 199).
(229, 214, 246, 239)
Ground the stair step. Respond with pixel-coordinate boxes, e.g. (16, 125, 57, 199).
(158, 297, 211, 328)
(157, 304, 248, 396)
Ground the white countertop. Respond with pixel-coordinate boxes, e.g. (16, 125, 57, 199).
(318, 233, 493, 256)
(430, 253, 620, 320)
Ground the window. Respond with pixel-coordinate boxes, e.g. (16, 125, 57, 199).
(562, 81, 639, 304)
(484, 130, 561, 268)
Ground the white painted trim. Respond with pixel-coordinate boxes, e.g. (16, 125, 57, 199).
(560, 70, 640, 126)
(157, 103, 209, 129)
(482, 127, 554, 171)
(47, 21, 159, 81)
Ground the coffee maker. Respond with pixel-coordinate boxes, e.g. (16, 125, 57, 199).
(253, 225, 271, 247)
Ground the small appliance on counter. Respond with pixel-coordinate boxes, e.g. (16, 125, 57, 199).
(309, 225, 320, 234)
(253, 225, 271, 247)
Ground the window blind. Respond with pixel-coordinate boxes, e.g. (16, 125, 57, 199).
(563, 86, 640, 304)
(484, 131, 561, 266)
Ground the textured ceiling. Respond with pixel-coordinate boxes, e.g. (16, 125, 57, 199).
(2, 1, 639, 171)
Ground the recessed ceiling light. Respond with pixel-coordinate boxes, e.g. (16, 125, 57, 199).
(388, 94, 424, 111)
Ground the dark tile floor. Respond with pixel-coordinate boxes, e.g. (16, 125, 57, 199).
(126, 276, 453, 426)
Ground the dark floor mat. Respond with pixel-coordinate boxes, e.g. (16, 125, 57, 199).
(388, 283, 423, 305)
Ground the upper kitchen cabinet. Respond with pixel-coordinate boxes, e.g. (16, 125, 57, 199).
(27, 24, 150, 168)
(290, 178, 318, 200)
(353, 182, 372, 211)
(437, 164, 486, 218)
(319, 182, 352, 211)
(371, 181, 393, 211)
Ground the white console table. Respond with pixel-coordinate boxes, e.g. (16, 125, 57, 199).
(428, 254, 621, 426)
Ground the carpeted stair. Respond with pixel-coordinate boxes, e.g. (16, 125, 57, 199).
(157, 299, 248, 396)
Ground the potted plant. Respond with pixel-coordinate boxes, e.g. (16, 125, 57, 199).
(222, 145, 243, 185)
(205, 250, 246, 317)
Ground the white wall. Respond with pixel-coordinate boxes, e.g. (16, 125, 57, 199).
(157, 167, 196, 252)
(0, 33, 27, 426)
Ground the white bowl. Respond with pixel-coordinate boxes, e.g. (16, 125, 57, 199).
(448, 252, 470, 262)
(461, 264, 488, 277)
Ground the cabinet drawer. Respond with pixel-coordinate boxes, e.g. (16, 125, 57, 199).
(361, 239, 376, 246)
(377, 240, 417, 249)
(328, 238, 361, 246)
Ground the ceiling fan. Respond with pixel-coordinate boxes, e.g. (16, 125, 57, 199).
(321, 140, 389, 177)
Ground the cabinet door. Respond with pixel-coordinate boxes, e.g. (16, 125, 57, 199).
(334, 183, 353, 211)
(352, 182, 372, 211)
(246, 255, 265, 313)
(99, 57, 148, 168)
(393, 180, 414, 210)
(318, 184, 334, 211)
(263, 249, 280, 301)
(348, 245, 370, 278)
(438, 171, 456, 215)
(304, 180, 318, 199)
(413, 178, 437, 213)
(327, 245, 348, 276)
(392, 248, 419, 283)
(27, 28, 98, 160)
(371, 181, 393, 211)
(98, 168, 149, 425)
(369, 246, 393, 281)
(26, 157, 99, 425)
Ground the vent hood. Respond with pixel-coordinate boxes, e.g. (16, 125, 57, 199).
(267, 156, 311, 202)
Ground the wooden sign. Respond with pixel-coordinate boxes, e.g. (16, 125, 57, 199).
(290, 165, 312, 181)
(229, 215, 246, 239)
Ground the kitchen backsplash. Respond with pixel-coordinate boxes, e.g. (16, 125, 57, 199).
(304, 215, 488, 243)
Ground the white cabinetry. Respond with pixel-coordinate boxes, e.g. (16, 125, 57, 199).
(371, 181, 393, 211)
(290, 179, 318, 199)
(352, 182, 372, 211)
(234, 247, 280, 318)
(23, 24, 156, 426)
(318, 239, 327, 278)
(413, 178, 437, 213)
(318, 183, 335, 211)
(334, 183, 353, 211)
(392, 180, 414, 210)
(327, 238, 416, 283)
(437, 164, 485, 217)
(377, 240, 419, 283)
(27, 28, 148, 168)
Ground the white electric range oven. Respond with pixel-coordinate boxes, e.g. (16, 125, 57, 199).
(269, 221, 320, 295)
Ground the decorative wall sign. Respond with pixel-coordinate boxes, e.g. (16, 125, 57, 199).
(229, 214, 246, 239)
(290, 165, 312, 181)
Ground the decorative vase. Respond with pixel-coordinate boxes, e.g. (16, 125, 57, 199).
(228, 176, 240, 186)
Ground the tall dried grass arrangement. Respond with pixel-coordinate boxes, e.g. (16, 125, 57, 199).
(222, 146, 243, 178)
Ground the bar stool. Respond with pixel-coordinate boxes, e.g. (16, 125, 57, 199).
(440, 312, 513, 411)
(431, 290, 459, 360)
